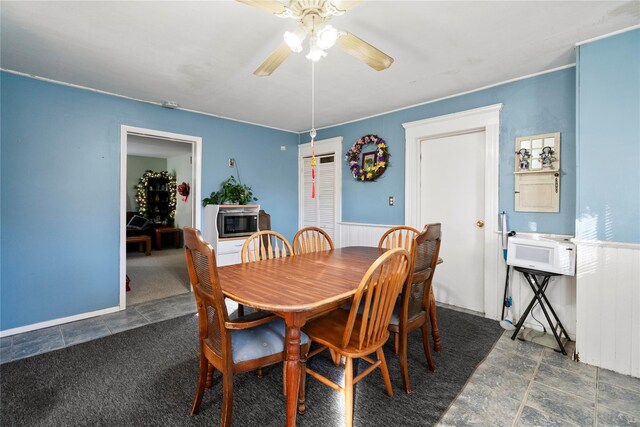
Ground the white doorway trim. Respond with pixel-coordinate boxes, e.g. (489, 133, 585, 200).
(119, 125, 202, 310)
(403, 104, 503, 319)
(298, 136, 343, 246)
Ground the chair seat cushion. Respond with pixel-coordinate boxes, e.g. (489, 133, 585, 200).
(231, 318, 309, 363)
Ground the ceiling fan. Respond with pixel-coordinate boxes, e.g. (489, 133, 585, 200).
(237, 0, 394, 76)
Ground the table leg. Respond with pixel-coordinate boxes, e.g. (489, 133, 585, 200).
(284, 312, 305, 427)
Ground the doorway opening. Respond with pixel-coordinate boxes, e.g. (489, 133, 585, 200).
(298, 136, 343, 246)
(403, 104, 502, 319)
(119, 126, 202, 309)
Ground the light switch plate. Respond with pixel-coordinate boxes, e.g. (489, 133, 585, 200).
(389, 196, 395, 206)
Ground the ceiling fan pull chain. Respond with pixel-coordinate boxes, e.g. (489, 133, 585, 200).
(310, 59, 317, 199)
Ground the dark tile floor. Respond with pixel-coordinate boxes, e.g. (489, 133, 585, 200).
(0, 292, 197, 364)
(438, 331, 640, 427)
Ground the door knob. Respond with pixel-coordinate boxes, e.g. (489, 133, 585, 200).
(476, 220, 485, 228)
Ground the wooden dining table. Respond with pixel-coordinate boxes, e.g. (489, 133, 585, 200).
(216, 246, 386, 427)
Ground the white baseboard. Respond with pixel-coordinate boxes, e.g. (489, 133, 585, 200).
(0, 306, 122, 337)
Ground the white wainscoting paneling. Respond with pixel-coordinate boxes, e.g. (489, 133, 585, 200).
(337, 222, 396, 248)
(575, 240, 640, 378)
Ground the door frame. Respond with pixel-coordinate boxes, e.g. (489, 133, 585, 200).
(403, 104, 502, 319)
(119, 125, 202, 309)
(298, 136, 343, 247)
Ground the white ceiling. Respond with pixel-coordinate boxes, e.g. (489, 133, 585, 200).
(2, 1, 638, 132)
(128, 134, 192, 158)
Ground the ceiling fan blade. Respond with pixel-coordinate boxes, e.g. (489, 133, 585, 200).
(236, 0, 286, 15)
(332, 0, 363, 12)
(336, 32, 394, 71)
(254, 42, 292, 76)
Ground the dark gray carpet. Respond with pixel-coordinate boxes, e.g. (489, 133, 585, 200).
(0, 307, 502, 426)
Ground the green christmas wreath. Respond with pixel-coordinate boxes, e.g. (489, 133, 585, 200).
(135, 170, 177, 219)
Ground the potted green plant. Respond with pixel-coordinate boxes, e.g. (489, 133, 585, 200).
(202, 176, 258, 206)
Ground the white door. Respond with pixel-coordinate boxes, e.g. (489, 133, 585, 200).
(420, 131, 485, 313)
(301, 154, 336, 241)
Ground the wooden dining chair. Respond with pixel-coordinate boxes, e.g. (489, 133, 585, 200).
(378, 225, 442, 354)
(292, 226, 334, 255)
(183, 227, 310, 427)
(241, 230, 293, 263)
(301, 248, 411, 427)
(388, 223, 442, 393)
(378, 225, 419, 252)
(238, 230, 294, 317)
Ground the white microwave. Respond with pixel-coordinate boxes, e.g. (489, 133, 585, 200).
(507, 236, 576, 276)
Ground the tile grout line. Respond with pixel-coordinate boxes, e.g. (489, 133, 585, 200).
(134, 306, 153, 323)
(102, 316, 117, 335)
(518, 360, 598, 427)
(510, 350, 543, 427)
(58, 325, 68, 347)
(594, 368, 600, 427)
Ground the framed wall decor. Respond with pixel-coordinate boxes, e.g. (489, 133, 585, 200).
(361, 151, 377, 170)
(514, 132, 561, 212)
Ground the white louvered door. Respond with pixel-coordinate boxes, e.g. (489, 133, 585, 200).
(302, 154, 335, 242)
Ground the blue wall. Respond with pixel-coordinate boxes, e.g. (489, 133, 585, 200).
(576, 29, 640, 243)
(0, 72, 298, 331)
(3, 28, 636, 331)
(314, 68, 577, 234)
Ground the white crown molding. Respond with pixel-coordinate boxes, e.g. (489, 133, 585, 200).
(0, 68, 298, 135)
(311, 64, 574, 132)
(575, 24, 640, 47)
(2, 64, 575, 136)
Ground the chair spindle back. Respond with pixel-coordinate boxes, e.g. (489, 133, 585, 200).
(378, 225, 420, 252)
(241, 230, 293, 263)
(292, 227, 335, 255)
(343, 248, 411, 350)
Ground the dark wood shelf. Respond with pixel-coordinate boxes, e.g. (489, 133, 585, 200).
(141, 175, 175, 226)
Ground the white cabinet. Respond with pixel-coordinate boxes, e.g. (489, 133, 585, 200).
(216, 238, 246, 266)
(202, 204, 259, 267)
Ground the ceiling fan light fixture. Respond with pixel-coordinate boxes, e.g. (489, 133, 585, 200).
(306, 43, 327, 62)
(315, 25, 339, 50)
